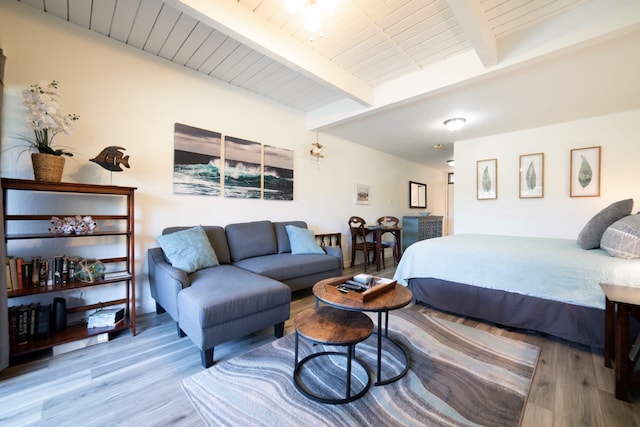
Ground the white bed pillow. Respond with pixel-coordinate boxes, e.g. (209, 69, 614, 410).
(600, 215, 640, 259)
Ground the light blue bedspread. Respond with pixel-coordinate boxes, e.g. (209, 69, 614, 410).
(393, 234, 640, 309)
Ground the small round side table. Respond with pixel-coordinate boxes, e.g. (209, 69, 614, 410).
(293, 306, 373, 404)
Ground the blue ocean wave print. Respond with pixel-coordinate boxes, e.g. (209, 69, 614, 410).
(173, 159, 221, 196)
(264, 166, 293, 200)
(224, 160, 261, 199)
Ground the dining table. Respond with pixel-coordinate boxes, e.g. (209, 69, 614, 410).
(366, 225, 402, 271)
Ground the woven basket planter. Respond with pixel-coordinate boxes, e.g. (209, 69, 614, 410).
(31, 153, 65, 182)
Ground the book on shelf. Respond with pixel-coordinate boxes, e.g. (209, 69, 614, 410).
(87, 307, 125, 328)
(104, 271, 130, 280)
(6, 255, 105, 289)
(16, 257, 23, 289)
(31, 257, 41, 286)
(9, 257, 19, 291)
(5, 258, 12, 291)
(10, 303, 43, 345)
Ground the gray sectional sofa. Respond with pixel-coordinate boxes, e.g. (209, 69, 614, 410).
(148, 220, 343, 367)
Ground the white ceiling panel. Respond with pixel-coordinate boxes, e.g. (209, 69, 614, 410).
(11, 0, 639, 170)
(109, 0, 140, 43)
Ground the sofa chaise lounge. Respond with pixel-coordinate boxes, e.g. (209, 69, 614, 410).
(148, 220, 343, 367)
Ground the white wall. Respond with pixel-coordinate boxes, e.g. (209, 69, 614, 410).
(0, 3, 444, 314)
(454, 109, 640, 238)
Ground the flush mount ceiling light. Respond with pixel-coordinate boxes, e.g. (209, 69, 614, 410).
(432, 144, 444, 149)
(443, 117, 467, 131)
(284, 0, 338, 36)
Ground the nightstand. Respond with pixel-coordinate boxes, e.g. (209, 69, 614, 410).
(600, 283, 640, 401)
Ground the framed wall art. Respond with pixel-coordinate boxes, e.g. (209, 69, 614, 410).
(173, 123, 221, 196)
(570, 146, 601, 197)
(409, 181, 427, 208)
(354, 183, 370, 205)
(519, 153, 544, 198)
(477, 158, 497, 200)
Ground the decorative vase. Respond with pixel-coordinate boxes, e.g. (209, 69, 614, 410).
(31, 152, 65, 182)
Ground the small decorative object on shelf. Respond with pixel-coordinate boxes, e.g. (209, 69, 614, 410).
(73, 258, 106, 283)
(90, 146, 130, 172)
(49, 215, 98, 235)
(20, 80, 80, 182)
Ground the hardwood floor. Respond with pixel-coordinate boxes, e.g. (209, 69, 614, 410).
(1, 260, 639, 426)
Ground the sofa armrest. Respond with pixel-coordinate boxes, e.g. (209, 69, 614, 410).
(148, 247, 190, 322)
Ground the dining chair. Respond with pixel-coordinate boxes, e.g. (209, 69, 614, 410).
(377, 216, 400, 267)
(348, 216, 377, 272)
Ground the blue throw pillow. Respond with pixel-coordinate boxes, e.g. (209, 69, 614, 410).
(157, 225, 219, 273)
(285, 225, 325, 255)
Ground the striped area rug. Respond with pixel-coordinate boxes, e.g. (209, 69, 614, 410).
(182, 308, 539, 427)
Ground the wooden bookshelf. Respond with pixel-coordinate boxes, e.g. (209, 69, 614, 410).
(2, 178, 137, 359)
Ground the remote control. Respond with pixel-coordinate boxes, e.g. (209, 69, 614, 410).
(340, 283, 365, 291)
(346, 280, 369, 289)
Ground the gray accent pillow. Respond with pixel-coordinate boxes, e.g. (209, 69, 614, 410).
(225, 220, 277, 261)
(577, 198, 633, 249)
(601, 215, 640, 259)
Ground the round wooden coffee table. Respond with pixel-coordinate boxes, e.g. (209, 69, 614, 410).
(313, 275, 412, 386)
(294, 306, 373, 404)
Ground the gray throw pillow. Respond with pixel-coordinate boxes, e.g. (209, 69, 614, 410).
(577, 198, 633, 249)
(601, 215, 640, 259)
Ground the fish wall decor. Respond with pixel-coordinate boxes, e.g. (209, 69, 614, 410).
(90, 146, 130, 172)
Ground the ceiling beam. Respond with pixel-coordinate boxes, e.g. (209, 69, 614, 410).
(446, 0, 497, 67)
(169, 0, 374, 106)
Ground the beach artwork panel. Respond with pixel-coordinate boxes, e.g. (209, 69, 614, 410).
(224, 136, 262, 199)
(263, 145, 293, 201)
(173, 123, 222, 196)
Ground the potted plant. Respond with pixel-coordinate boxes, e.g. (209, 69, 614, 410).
(21, 80, 79, 181)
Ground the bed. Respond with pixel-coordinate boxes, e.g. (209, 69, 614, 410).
(393, 234, 640, 348)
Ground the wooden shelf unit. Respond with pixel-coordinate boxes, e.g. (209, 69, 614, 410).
(2, 178, 137, 358)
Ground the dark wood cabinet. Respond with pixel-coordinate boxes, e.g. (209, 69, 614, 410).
(2, 178, 136, 358)
(402, 215, 443, 251)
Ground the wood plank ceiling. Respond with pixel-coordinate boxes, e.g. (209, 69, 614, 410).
(16, 0, 588, 113)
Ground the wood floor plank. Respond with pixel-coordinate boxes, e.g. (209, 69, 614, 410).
(526, 338, 558, 412)
(554, 345, 606, 426)
(1, 259, 639, 426)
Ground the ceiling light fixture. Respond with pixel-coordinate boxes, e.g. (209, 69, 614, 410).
(443, 117, 467, 131)
(432, 144, 444, 150)
(284, 0, 338, 36)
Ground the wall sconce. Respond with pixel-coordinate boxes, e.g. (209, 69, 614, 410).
(446, 159, 455, 167)
(310, 132, 324, 163)
(443, 117, 466, 131)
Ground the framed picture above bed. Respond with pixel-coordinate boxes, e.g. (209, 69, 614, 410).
(519, 153, 544, 198)
(570, 146, 601, 197)
(477, 158, 497, 200)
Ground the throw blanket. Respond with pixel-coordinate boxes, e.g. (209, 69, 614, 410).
(394, 234, 640, 309)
